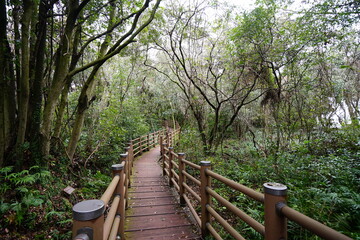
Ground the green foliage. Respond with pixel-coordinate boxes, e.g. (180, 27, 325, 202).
(177, 128, 206, 160)
(0, 165, 75, 239)
(0, 166, 50, 227)
(180, 125, 360, 239)
(78, 170, 111, 199)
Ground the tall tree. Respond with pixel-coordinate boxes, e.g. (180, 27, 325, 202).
(146, 0, 265, 153)
(1, 0, 162, 168)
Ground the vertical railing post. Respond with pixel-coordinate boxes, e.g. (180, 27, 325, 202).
(72, 199, 105, 240)
(178, 127, 181, 142)
(200, 161, 211, 238)
(111, 164, 124, 239)
(112, 164, 122, 195)
(139, 136, 143, 154)
(147, 133, 150, 150)
(154, 132, 157, 147)
(166, 131, 170, 147)
(155, 131, 158, 146)
(124, 147, 131, 187)
(159, 136, 163, 155)
(178, 152, 186, 205)
(264, 182, 288, 240)
(120, 154, 129, 209)
(129, 141, 134, 171)
(162, 143, 167, 175)
(168, 147, 174, 186)
(115, 163, 125, 239)
(170, 131, 173, 146)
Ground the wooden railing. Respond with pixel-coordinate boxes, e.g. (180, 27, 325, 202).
(131, 129, 166, 156)
(71, 128, 170, 240)
(161, 146, 353, 240)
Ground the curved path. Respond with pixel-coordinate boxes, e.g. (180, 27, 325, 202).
(124, 147, 201, 240)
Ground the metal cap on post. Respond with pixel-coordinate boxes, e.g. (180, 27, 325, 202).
(120, 153, 128, 164)
(72, 200, 105, 239)
(73, 199, 105, 221)
(74, 233, 90, 240)
(200, 160, 211, 166)
(112, 163, 124, 171)
(124, 146, 130, 153)
(264, 182, 288, 240)
(264, 182, 287, 196)
(200, 161, 212, 238)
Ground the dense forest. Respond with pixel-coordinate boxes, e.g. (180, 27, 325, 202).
(0, 0, 359, 239)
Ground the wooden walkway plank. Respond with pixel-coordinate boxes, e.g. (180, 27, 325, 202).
(125, 147, 201, 240)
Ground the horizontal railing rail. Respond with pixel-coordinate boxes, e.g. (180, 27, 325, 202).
(131, 129, 165, 157)
(72, 128, 172, 240)
(161, 146, 353, 240)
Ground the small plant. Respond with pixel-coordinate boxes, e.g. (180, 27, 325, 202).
(0, 166, 53, 237)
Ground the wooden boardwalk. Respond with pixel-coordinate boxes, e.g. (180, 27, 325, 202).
(124, 147, 201, 240)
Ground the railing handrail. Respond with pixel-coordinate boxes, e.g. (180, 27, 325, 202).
(161, 146, 353, 240)
(72, 127, 176, 240)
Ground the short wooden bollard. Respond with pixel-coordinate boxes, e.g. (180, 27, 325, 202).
(264, 182, 287, 240)
(178, 152, 186, 205)
(200, 161, 212, 238)
(72, 199, 105, 240)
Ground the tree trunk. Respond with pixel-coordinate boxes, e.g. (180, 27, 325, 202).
(28, 0, 49, 166)
(40, 0, 79, 156)
(0, 0, 7, 166)
(53, 82, 70, 139)
(0, 40, 17, 167)
(67, 4, 115, 160)
(16, 0, 35, 169)
(12, 4, 21, 106)
(345, 97, 359, 125)
(54, 21, 82, 140)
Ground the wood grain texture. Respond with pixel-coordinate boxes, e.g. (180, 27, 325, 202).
(125, 147, 201, 240)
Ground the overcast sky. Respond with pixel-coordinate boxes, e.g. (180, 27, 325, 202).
(225, 0, 256, 11)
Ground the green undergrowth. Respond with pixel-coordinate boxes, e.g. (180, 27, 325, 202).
(0, 159, 112, 239)
(178, 126, 360, 240)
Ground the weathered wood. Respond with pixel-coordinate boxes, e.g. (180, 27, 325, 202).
(125, 147, 200, 240)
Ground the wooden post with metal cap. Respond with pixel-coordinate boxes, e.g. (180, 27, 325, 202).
(178, 152, 186, 206)
(264, 182, 288, 240)
(72, 199, 105, 240)
(162, 142, 167, 175)
(120, 153, 129, 209)
(168, 147, 174, 186)
(200, 160, 212, 238)
(159, 135, 163, 155)
(124, 147, 131, 187)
